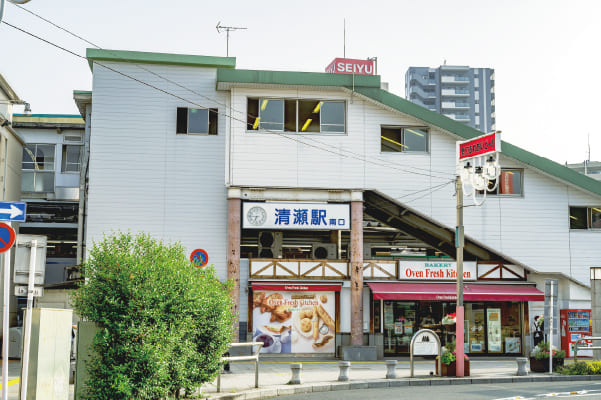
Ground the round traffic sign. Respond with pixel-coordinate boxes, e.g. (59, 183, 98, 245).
(0, 222, 16, 253)
(190, 248, 209, 268)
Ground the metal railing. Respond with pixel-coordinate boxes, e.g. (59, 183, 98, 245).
(216, 342, 263, 392)
(573, 336, 601, 363)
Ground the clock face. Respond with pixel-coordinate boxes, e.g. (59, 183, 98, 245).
(247, 206, 267, 226)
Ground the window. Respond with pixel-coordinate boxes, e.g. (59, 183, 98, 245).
(22, 144, 55, 192)
(478, 169, 523, 196)
(380, 126, 428, 153)
(570, 207, 601, 230)
(176, 107, 218, 135)
(247, 98, 345, 134)
(61, 145, 82, 172)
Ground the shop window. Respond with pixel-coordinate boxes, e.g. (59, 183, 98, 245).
(176, 107, 218, 135)
(22, 144, 55, 193)
(570, 206, 601, 230)
(247, 98, 345, 134)
(478, 169, 523, 196)
(380, 126, 429, 153)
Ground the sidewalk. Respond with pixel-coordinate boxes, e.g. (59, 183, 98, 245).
(203, 357, 601, 400)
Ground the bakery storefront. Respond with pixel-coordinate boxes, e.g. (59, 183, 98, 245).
(368, 261, 544, 356)
(250, 283, 340, 354)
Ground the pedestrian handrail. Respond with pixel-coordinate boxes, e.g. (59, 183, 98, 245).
(573, 336, 601, 363)
(216, 342, 263, 392)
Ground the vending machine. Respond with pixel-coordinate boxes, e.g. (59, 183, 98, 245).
(560, 309, 592, 358)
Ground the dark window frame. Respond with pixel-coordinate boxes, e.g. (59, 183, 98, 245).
(176, 107, 218, 135)
(380, 125, 429, 153)
(477, 169, 524, 197)
(570, 206, 601, 230)
(247, 98, 346, 134)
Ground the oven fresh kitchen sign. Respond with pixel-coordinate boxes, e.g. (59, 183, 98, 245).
(399, 261, 477, 281)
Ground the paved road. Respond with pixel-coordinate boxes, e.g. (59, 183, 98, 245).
(276, 381, 601, 400)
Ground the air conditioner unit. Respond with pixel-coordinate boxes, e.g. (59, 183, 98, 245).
(258, 231, 283, 258)
(312, 243, 337, 259)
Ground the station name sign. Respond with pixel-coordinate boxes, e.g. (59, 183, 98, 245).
(325, 58, 375, 75)
(243, 202, 350, 230)
(458, 132, 501, 161)
(399, 260, 476, 281)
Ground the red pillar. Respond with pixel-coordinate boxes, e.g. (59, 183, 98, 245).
(350, 196, 364, 345)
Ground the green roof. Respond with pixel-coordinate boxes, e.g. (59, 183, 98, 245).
(80, 47, 601, 198)
(13, 114, 82, 118)
(217, 69, 380, 89)
(214, 68, 601, 198)
(352, 87, 601, 198)
(86, 49, 236, 71)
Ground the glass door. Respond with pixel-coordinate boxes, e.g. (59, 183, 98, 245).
(383, 301, 416, 355)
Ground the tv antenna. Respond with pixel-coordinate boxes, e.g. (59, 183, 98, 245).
(216, 22, 247, 57)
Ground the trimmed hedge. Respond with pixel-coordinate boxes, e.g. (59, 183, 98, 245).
(73, 232, 236, 399)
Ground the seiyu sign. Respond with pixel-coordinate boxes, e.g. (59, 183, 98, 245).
(399, 260, 477, 281)
(243, 202, 350, 230)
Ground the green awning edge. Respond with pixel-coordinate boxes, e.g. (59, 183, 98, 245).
(86, 48, 236, 71)
(216, 68, 381, 89)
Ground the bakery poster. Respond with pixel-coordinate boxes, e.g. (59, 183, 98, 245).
(252, 290, 336, 354)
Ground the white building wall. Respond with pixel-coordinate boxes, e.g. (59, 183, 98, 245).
(87, 62, 229, 279)
(87, 60, 601, 322)
(228, 87, 601, 287)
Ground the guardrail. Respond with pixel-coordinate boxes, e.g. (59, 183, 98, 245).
(574, 336, 601, 363)
(216, 342, 263, 393)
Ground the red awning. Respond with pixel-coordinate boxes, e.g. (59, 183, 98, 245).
(367, 282, 544, 302)
(251, 282, 342, 292)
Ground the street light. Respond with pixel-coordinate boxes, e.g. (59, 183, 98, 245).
(0, 0, 31, 24)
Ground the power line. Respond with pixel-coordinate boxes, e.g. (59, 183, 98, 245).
(403, 179, 455, 204)
(5, 7, 456, 179)
(2, 16, 455, 180)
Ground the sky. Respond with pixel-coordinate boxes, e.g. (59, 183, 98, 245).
(0, 0, 598, 165)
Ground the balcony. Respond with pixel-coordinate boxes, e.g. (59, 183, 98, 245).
(441, 102, 470, 109)
(441, 89, 470, 96)
(445, 113, 471, 121)
(441, 76, 470, 84)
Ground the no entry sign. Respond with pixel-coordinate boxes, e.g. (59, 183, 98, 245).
(0, 223, 16, 253)
(190, 248, 209, 268)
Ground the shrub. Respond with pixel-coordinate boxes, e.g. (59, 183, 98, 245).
(559, 361, 600, 375)
(72, 232, 236, 399)
(532, 341, 565, 360)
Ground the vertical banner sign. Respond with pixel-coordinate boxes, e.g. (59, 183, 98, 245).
(544, 280, 559, 335)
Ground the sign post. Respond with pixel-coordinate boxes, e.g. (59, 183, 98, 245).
(0, 221, 16, 400)
(455, 132, 502, 377)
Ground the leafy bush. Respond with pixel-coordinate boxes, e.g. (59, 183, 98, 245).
(532, 341, 565, 360)
(438, 342, 469, 365)
(559, 361, 601, 375)
(73, 232, 236, 399)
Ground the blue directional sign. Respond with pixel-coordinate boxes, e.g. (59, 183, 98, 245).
(0, 201, 26, 223)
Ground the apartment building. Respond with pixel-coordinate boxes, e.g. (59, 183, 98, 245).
(405, 65, 495, 133)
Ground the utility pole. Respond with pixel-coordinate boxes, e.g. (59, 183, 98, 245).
(216, 22, 247, 57)
(455, 176, 465, 377)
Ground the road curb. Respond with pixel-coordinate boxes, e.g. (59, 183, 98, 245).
(205, 375, 601, 400)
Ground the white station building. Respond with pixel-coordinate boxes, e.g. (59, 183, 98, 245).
(74, 49, 601, 359)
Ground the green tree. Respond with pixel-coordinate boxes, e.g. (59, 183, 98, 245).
(72, 232, 235, 399)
